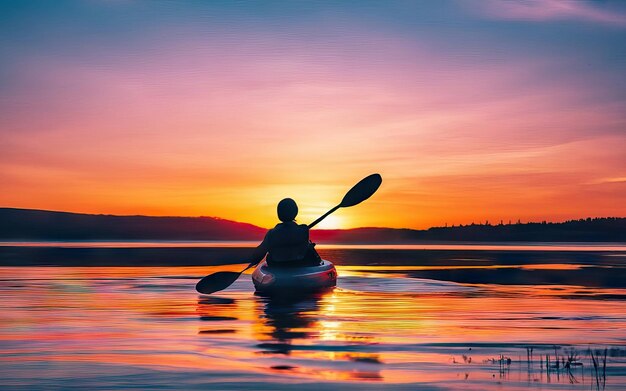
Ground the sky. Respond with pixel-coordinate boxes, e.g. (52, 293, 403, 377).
(1, 0, 625, 229)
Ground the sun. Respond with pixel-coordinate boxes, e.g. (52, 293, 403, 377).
(314, 214, 344, 230)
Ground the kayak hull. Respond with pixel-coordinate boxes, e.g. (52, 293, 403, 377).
(252, 259, 337, 293)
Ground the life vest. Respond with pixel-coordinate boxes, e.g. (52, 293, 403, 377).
(266, 221, 309, 264)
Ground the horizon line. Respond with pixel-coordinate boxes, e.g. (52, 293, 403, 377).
(1, 206, 624, 232)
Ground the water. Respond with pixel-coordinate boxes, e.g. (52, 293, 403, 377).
(1, 244, 625, 390)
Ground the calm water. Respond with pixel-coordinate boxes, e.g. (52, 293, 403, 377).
(1, 244, 625, 390)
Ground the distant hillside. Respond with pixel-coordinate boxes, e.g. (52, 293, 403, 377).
(311, 218, 626, 243)
(0, 208, 624, 242)
(0, 208, 266, 241)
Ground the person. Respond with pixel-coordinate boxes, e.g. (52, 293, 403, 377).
(250, 198, 321, 268)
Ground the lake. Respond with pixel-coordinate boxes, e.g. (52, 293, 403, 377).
(1, 243, 625, 390)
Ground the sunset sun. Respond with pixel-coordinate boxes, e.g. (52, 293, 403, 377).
(313, 214, 344, 230)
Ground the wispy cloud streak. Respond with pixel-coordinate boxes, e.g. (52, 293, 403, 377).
(473, 0, 626, 26)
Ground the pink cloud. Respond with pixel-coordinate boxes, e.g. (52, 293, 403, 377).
(473, 0, 626, 26)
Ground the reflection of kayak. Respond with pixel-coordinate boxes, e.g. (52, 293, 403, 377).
(252, 260, 337, 293)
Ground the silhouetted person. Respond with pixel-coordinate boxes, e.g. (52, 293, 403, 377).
(250, 198, 321, 268)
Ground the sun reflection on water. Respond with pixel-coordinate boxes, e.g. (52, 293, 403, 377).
(0, 265, 625, 389)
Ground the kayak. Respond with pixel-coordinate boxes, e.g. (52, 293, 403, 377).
(252, 259, 337, 293)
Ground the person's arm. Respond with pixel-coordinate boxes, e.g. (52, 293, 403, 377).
(300, 224, 312, 243)
(249, 232, 270, 266)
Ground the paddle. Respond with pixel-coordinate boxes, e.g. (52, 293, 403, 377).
(195, 173, 382, 294)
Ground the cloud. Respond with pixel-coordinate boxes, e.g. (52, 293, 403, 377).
(472, 0, 626, 27)
(587, 177, 626, 185)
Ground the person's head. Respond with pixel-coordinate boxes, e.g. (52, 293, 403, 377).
(277, 198, 298, 222)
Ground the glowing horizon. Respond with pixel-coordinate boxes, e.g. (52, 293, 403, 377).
(1, 1, 625, 230)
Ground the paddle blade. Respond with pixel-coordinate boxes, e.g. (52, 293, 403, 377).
(340, 173, 382, 207)
(195, 271, 242, 294)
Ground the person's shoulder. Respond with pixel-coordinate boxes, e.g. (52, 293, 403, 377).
(264, 224, 281, 242)
(266, 223, 280, 234)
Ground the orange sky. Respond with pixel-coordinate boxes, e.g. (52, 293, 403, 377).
(1, 1, 625, 229)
